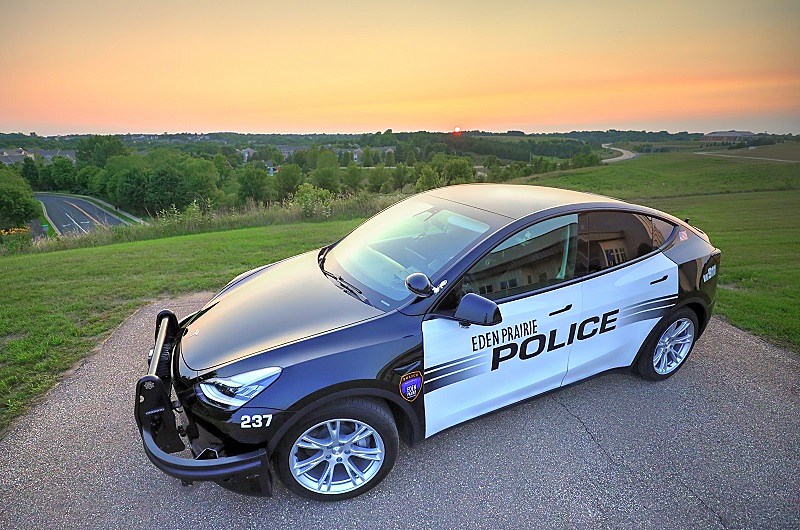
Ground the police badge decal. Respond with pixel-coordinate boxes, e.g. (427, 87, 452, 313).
(399, 371, 423, 402)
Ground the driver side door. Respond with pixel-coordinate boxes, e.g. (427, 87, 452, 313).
(422, 215, 584, 437)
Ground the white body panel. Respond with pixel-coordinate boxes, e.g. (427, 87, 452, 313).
(562, 252, 678, 385)
(422, 283, 581, 437)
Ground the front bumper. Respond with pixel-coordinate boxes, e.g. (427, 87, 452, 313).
(134, 310, 273, 496)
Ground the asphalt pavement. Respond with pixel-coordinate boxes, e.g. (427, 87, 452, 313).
(1, 293, 798, 530)
(36, 193, 127, 235)
(602, 144, 638, 164)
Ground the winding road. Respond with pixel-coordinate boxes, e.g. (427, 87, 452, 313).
(602, 144, 638, 164)
(36, 193, 128, 235)
(0, 293, 797, 529)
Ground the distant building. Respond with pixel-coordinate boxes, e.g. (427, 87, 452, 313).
(701, 130, 756, 143)
(336, 145, 396, 163)
(0, 147, 33, 165)
(276, 145, 306, 158)
(1, 147, 77, 165)
(238, 147, 256, 162)
(34, 149, 77, 164)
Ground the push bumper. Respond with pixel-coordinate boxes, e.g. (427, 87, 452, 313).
(134, 310, 273, 496)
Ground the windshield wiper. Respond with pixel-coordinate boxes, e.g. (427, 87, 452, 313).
(320, 261, 375, 308)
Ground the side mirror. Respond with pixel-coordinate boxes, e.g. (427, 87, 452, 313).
(454, 293, 502, 326)
(405, 273, 433, 297)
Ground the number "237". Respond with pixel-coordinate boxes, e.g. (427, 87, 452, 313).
(240, 414, 273, 429)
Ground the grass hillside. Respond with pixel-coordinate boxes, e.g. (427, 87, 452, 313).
(0, 221, 360, 431)
(519, 149, 800, 351)
(1, 147, 798, 432)
(518, 150, 798, 199)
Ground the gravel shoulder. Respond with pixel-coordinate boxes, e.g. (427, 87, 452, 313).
(1, 293, 798, 530)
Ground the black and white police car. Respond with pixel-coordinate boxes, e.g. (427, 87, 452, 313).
(136, 184, 720, 501)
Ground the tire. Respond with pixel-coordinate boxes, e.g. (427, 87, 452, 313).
(635, 307, 699, 381)
(274, 398, 399, 501)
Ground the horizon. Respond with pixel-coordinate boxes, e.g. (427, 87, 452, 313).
(1, 126, 792, 138)
(1, 0, 798, 136)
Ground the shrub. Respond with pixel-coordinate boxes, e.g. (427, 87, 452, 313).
(292, 183, 333, 218)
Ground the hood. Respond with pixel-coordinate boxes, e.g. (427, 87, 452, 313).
(180, 250, 384, 371)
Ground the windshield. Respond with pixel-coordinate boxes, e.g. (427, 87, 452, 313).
(326, 196, 507, 310)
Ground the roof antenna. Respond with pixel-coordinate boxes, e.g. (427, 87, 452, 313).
(684, 217, 690, 223)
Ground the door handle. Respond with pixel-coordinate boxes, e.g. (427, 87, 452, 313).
(650, 275, 668, 285)
(549, 304, 572, 316)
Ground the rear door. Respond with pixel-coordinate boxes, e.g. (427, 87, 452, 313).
(563, 211, 678, 384)
(422, 215, 583, 437)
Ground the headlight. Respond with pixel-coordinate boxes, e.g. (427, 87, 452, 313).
(198, 366, 281, 408)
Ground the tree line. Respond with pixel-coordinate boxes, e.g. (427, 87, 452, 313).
(10, 132, 600, 218)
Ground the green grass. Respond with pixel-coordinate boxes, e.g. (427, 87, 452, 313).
(645, 191, 800, 350)
(34, 202, 56, 237)
(0, 220, 360, 431)
(701, 142, 800, 162)
(518, 150, 799, 199)
(516, 150, 800, 351)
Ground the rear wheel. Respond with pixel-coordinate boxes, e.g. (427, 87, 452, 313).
(635, 307, 698, 381)
(275, 398, 398, 501)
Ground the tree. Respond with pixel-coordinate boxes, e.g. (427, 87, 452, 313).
(104, 155, 149, 207)
(391, 163, 408, 190)
(49, 157, 77, 191)
(316, 150, 339, 170)
(179, 157, 220, 203)
(385, 150, 396, 167)
(342, 162, 363, 192)
(312, 167, 339, 193)
(255, 146, 283, 165)
(405, 148, 417, 165)
(290, 150, 308, 170)
(275, 164, 304, 200)
(36, 164, 54, 191)
(0, 166, 38, 229)
(75, 166, 100, 194)
(414, 164, 446, 192)
(483, 154, 500, 169)
(116, 167, 150, 211)
(361, 148, 374, 167)
(76, 135, 128, 167)
(430, 152, 449, 174)
(235, 166, 271, 205)
(305, 146, 321, 169)
(367, 163, 386, 192)
(87, 168, 108, 197)
(442, 157, 475, 185)
(148, 166, 189, 210)
(21, 157, 39, 189)
(293, 183, 332, 218)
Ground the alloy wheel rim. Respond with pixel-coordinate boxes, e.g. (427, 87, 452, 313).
(289, 418, 385, 495)
(653, 317, 695, 375)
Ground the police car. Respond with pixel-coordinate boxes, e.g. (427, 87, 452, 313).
(135, 184, 720, 501)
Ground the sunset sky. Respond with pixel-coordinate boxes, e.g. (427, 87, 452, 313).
(1, 0, 798, 135)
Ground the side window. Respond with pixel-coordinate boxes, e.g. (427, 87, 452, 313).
(461, 215, 583, 301)
(651, 217, 676, 247)
(582, 212, 667, 273)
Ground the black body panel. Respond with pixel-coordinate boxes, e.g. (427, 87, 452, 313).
(176, 310, 426, 452)
(663, 226, 721, 334)
(180, 250, 383, 371)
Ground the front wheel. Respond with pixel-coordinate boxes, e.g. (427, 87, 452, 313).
(275, 398, 399, 501)
(635, 307, 699, 381)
